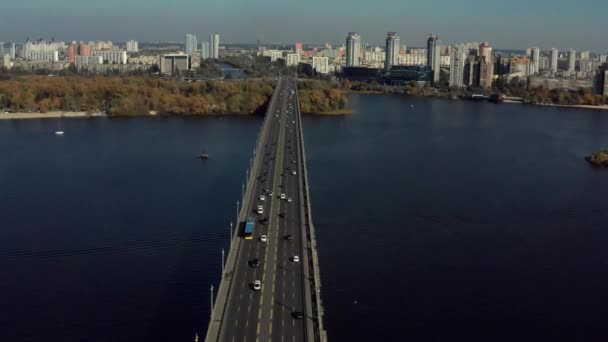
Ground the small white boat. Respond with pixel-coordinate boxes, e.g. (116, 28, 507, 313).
(55, 131, 64, 135)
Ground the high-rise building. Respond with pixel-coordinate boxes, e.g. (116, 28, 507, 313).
(201, 41, 210, 59)
(0, 42, 4, 58)
(66, 43, 78, 62)
(126, 40, 139, 53)
(8, 43, 15, 59)
(427, 34, 441, 84)
(479, 56, 493, 89)
(568, 49, 576, 75)
(550, 48, 559, 73)
(23, 40, 63, 61)
(346, 32, 361, 67)
(79, 43, 91, 56)
(595, 63, 608, 96)
(312, 56, 329, 74)
(580, 51, 590, 60)
(1, 54, 11, 70)
(185, 34, 197, 54)
(479, 42, 492, 64)
(530, 47, 540, 75)
(286, 53, 301, 67)
(295, 42, 303, 55)
(449, 45, 465, 88)
(600, 55, 608, 64)
(210, 33, 220, 59)
(464, 55, 480, 86)
(384, 32, 400, 71)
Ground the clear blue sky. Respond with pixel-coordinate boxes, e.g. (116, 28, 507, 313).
(1, 0, 606, 51)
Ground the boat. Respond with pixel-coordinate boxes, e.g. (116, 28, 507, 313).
(55, 131, 64, 135)
(199, 152, 209, 159)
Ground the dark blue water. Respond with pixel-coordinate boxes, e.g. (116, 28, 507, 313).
(219, 63, 245, 79)
(1, 96, 608, 341)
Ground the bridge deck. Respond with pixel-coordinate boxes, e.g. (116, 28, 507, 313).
(205, 77, 325, 342)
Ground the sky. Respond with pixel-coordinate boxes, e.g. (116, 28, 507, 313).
(1, 0, 607, 51)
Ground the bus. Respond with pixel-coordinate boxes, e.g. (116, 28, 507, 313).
(243, 217, 255, 240)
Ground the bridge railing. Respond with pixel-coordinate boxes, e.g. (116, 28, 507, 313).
(294, 78, 327, 342)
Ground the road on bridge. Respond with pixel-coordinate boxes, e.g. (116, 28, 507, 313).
(208, 76, 316, 342)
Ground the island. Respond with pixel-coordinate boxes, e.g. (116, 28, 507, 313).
(585, 150, 608, 167)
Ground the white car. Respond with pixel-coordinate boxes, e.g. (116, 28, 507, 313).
(253, 280, 261, 291)
(292, 256, 300, 263)
(260, 235, 267, 242)
(257, 205, 264, 214)
(292, 171, 297, 175)
(287, 198, 292, 203)
(259, 195, 266, 201)
(280, 193, 286, 200)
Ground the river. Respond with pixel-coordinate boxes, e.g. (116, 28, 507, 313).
(1, 95, 608, 341)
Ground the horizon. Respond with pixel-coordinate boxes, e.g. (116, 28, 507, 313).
(1, 0, 607, 52)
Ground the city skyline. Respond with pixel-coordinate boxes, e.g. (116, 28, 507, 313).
(0, 0, 607, 51)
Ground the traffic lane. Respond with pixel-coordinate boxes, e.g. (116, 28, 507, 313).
(256, 112, 288, 340)
(272, 110, 306, 342)
(220, 93, 284, 341)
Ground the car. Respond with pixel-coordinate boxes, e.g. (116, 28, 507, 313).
(292, 160, 296, 164)
(291, 311, 304, 319)
(280, 193, 286, 200)
(257, 205, 264, 214)
(260, 217, 269, 225)
(259, 195, 265, 201)
(249, 258, 260, 268)
(260, 235, 267, 242)
(288, 198, 292, 203)
(268, 191, 274, 197)
(278, 212, 286, 218)
(284, 234, 293, 241)
(292, 171, 297, 175)
(253, 280, 261, 291)
(292, 255, 300, 262)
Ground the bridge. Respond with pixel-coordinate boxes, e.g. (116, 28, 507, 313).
(204, 76, 326, 342)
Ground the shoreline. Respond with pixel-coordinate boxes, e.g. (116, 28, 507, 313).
(0, 110, 352, 121)
(0, 111, 107, 120)
(535, 103, 608, 110)
(344, 91, 608, 111)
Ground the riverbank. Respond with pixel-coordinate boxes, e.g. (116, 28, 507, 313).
(307, 109, 353, 115)
(344, 89, 608, 111)
(538, 103, 608, 110)
(0, 109, 351, 120)
(0, 111, 106, 120)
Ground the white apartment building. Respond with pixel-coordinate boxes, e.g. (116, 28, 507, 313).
(312, 57, 329, 74)
(210, 33, 220, 59)
(286, 54, 301, 67)
(398, 53, 427, 66)
(449, 46, 466, 87)
(263, 50, 284, 62)
(126, 40, 139, 53)
(23, 41, 63, 61)
(75, 55, 103, 70)
(91, 50, 128, 64)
